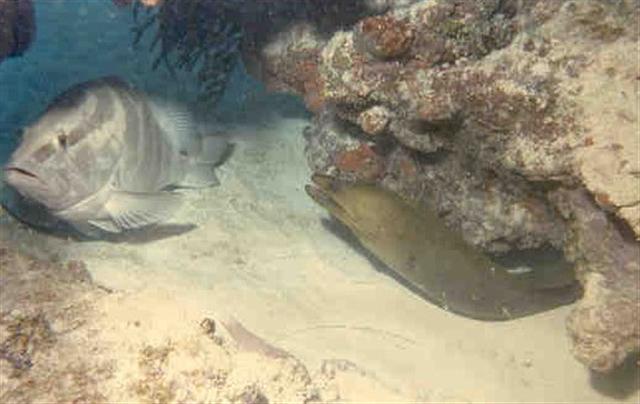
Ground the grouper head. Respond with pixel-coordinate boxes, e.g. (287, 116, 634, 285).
(3, 80, 120, 212)
(4, 125, 81, 212)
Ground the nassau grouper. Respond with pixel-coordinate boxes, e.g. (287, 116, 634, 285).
(306, 174, 581, 321)
(3, 76, 229, 236)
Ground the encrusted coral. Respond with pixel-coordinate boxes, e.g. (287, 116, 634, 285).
(550, 189, 639, 372)
(245, 0, 639, 372)
(354, 15, 414, 60)
(358, 105, 392, 135)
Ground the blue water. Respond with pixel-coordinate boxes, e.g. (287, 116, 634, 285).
(0, 0, 293, 165)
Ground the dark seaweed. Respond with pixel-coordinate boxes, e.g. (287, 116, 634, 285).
(130, 0, 243, 105)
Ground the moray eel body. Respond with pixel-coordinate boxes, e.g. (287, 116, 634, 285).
(306, 174, 580, 321)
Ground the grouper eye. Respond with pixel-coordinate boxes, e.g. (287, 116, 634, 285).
(57, 132, 68, 150)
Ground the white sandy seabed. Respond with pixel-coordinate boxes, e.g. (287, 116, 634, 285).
(1, 113, 638, 402)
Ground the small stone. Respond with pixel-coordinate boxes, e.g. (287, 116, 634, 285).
(200, 317, 216, 337)
(358, 106, 391, 136)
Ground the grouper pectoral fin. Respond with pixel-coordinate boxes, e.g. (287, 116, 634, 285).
(177, 163, 220, 188)
(99, 189, 183, 231)
(85, 219, 120, 234)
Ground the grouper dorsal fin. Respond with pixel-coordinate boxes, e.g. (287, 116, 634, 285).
(174, 136, 231, 189)
(93, 189, 183, 232)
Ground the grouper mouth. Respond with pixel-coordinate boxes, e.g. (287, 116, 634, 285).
(4, 166, 38, 179)
(3, 166, 41, 185)
(305, 174, 343, 212)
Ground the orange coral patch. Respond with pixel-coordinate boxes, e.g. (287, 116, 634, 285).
(398, 155, 418, 178)
(335, 144, 385, 180)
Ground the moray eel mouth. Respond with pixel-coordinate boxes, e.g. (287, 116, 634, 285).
(305, 174, 343, 213)
(305, 174, 356, 229)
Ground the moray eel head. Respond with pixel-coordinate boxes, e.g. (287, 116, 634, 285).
(305, 174, 352, 225)
(305, 173, 393, 240)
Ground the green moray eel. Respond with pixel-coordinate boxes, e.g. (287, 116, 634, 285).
(305, 174, 581, 321)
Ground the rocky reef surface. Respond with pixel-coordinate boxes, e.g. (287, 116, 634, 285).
(0, 0, 35, 63)
(0, 232, 405, 402)
(237, 0, 639, 372)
